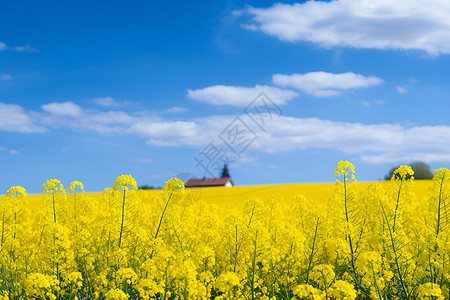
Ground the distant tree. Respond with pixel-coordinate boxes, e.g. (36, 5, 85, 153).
(139, 185, 160, 190)
(385, 166, 400, 180)
(410, 161, 433, 179)
(221, 164, 230, 178)
(384, 161, 433, 180)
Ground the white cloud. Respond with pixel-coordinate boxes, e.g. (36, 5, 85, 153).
(0, 74, 11, 80)
(165, 106, 188, 113)
(361, 100, 384, 107)
(0, 41, 39, 53)
(12, 44, 39, 53)
(126, 114, 450, 165)
(187, 85, 298, 106)
(240, 0, 450, 56)
(93, 112, 450, 166)
(272, 72, 383, 97)
(361, 152, 450, 165)
(0, 42, 7, 51)
(231, 154, 279, 169)
(41, 110, 138, 135)
(0, 103, 46, 133)
(238, 116, 450, 165)
(131, 120, 204, 146)
(132, 158, 153, 164)
(41, 101, 84, 117)
(5, 101, 450, 166)
(9, 149, 18, 155)
(396, 86, 408, 94)
(94, 97, 120, 107)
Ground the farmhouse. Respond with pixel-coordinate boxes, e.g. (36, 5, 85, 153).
(185, 177, 234, 187)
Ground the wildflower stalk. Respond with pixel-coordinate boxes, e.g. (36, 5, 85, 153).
(1, 207, 5, 248)
(250, 230, 259, 300)
(154, 189, 174, 240)
(172, 221, 185, 255)
(118, 191, 126, 249)
(305, 217, 319, 284)
(372, 265, 383, 300)
(233, 224, 240, 272)
(150, 188, 174, 259)
(426, 168, 450, 285)
(392, 179, 403, 232)
(435, 172, 446, 236)
(233, 201, 258, 272)
(343, 172, 357, 280)
(52, 192, 57, 224)
(381, 203, 409, 299)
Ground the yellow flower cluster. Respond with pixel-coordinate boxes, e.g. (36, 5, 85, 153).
(113, 174, 137, 192)
(1, 162, 450, 299)
(328, 280, 357, 300)
(310, 264, 335, 290)
(391, 165, 414, 181)
(293, 284, 324, 299)
(215, 272, 240, 293)
(416, 283, 445, 300)
(105, 288, 129, 300)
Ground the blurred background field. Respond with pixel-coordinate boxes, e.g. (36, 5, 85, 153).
(3, 180, 432, 212)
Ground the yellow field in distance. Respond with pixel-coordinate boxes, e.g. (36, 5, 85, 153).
(6, 180, 432, 212)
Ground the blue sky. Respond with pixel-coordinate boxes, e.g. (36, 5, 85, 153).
(1, 0, 450, 193)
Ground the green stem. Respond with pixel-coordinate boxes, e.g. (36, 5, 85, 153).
(150, 189, 174, 259)
(343, 174, 357, 280)
(118, 190, 126, 248)
(250, 231, 258, 300)
(52, 192, 57, 224)
(381, 203, 409, 299)
(306, 217, 319, 284)
(436, 173, 445, 236)
(392, 180, 403, 232)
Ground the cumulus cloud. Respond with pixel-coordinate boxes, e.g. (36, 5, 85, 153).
(4, 101, 450, 166)
(41, 101, 84, 117)
(137, 115, 450, 165)
(273, 72, 383, 97)
(239, 0, 450, 56)
(361, 100, 384, 107)
(187, 85, 298, 106)
(12, 44, 39, 53)
(48, 108, 450, 165)
(0, 103, 46, 133)
(41, 109, 139, 135)
(94, 97, 120, 107)
(0, 41, 39, 53)
(396, 86, 408, 94)
(165, 107, 188, 113)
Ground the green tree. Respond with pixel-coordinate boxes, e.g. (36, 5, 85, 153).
(410, 161, 433, 179)
(138, 185, 160, 190)
(221, 164, 230, 178)
(385, 161, 433, 180)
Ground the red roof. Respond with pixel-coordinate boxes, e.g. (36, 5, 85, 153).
(185, 177, 233, 187)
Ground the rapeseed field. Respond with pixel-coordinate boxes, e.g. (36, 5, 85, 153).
(0, 161, 446, 299)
